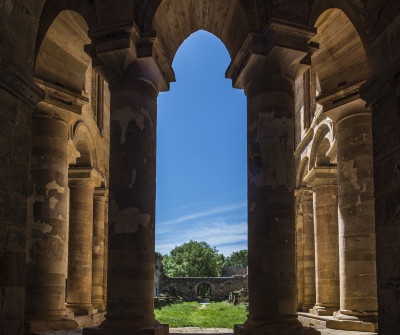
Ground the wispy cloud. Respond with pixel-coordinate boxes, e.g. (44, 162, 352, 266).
(156, 219, 247, 256)
(158, 202, 246, 227)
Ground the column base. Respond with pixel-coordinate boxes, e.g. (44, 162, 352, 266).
(234, 317, 305, 335)
(309, 305, 337, 316)
(334, 310, 378, 323)
(301, 304, 314, 313)
(83, 323, 169, 335)
(298, 312, 377, 333)
(24, 318, 79, 334)
(67, 303, 97, 315)
(92, 300, 106, 313)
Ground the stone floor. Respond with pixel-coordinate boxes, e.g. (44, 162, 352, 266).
(40, 327, 377, 335)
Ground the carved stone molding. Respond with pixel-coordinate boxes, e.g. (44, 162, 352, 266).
(84, 24, 175, 92)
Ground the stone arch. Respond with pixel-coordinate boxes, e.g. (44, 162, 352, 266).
(35, 9, 91, 93)
(151, 0, 251, 64)
(196, 282, 212, 300)
(72, 121, 97, 169)
(309, 1, 368, 48)
(35, 0, 96, 62)
(309, 122, 335, 170)
(310, 7, 370, 99)
(296, 157, 310, 189)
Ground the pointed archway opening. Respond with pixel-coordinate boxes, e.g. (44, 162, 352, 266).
(155, 30, 248, 295)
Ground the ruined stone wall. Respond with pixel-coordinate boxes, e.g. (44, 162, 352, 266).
(159, 275, 248, 302)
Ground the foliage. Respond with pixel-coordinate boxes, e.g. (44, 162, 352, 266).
(154, 301, 248, 328)
(197, 283, 211, 300)
(162, 240, 224, 277)
(223, 249, 248, 268)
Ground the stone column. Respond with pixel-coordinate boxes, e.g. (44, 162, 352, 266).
(67, 167, 102, 315)
(103, 197, 109, 310)
(296, 188, 316, 312)
(305, 167, 340, 316)
(225, 21, 316, 335)
(83, 23, 173, 335)
(92, 187, 108, 312)
(295, 191, 305, 311)
(326, 99, 378, 322)
(25, 81, 85, 333)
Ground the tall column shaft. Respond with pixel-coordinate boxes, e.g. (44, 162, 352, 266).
(92, 188, 107, 312)
(295, 192, 305, 312)
(245, 74, 301, 333)
(101, 78, 159, 329)
(335, 110, 377, 321)
(67, 168, 100, 315)
(299, 189, 316, 311)
(103, 198, 109, 310)
(310, 182, 339, 315)
(26, 113, 69, 320)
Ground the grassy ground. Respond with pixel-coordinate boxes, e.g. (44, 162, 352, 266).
(154, 301, 248, 328)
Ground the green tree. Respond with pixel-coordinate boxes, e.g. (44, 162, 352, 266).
(223, 249, 248, 268)
(163, 240, 224, 277)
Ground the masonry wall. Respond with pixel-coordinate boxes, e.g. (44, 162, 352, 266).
(364, 1, 400, 333)
(0, 2, 44, 334)
(159, 275, 248, 302)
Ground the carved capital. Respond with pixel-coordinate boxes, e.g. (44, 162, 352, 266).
(295, 187, 313, 202)
(85, 24, 175, 92)
(316, 82, 371, 124)
(94, 187, 108, 203)
(226, 19, 317, 90)
(304, 166, 338, 189)
(34, 78, 89, 123)
(68, 167, 103, 188)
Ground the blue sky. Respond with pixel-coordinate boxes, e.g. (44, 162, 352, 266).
(155, 30, 247, 257)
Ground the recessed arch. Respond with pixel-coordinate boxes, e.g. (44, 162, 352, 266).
(311, 8, 370, 98)
(151, 0, 251, 64)
(35, 9, 91, 93)
(309, 123, 335, 170)
(309, 0, 368, 50)
(72, 121, 97, 168)
(296, 157, 310, 189)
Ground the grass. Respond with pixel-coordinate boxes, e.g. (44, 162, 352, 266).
(154, 301, 248, 328)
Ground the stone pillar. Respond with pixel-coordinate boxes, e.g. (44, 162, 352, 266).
(296, 188, 316, 312)
(326, 99, 378, 322)
(224, 21, 316, 335)
(305, 167, 340, 316)
(83, 23, 173, 335)
(26, 112, 69, 320)
(103, 197, 109, 310)
(295, 191, 305, 311)
(25, 81, 85, 332)
(67, 167, 102, 315)
(92, 187, 108, 312)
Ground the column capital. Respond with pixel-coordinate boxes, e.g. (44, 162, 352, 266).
(304, 166, 338, 188)
(316, 83, 371, 124)
(226, 19, 318, 90)
(68, 167, 103, 188)
(295, 187, 313, 201)
(84, 24, 175, 92)
(34, 78, 89, 123)
(94, 187, 108, 202)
